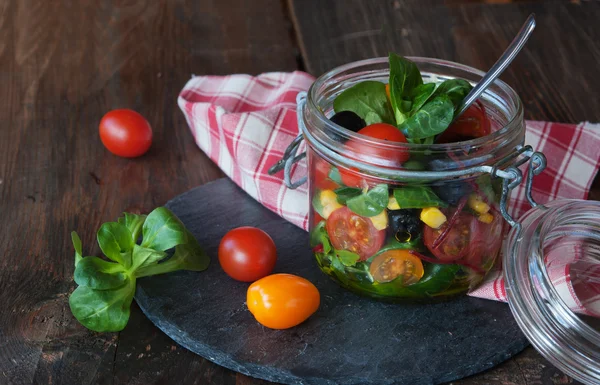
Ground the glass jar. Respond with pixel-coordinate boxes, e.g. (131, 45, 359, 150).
(504, 199, 600, 384)
(297, 57, 526, 301)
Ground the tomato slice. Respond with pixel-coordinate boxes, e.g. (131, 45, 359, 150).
(369, 249, 424, 284)
(437, 101, 491, 143)
(423, 210, 483, 262)
(326, 207, 385, 261)
(340, 123, 409, 188)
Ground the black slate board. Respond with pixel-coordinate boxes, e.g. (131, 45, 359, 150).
(135, 178, 528, 385)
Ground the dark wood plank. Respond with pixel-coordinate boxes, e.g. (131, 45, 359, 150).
(0, 0, 297, 384)
(289, 1, 598, 384)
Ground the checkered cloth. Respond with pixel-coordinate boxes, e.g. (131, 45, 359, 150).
(178, 71, 600, 316)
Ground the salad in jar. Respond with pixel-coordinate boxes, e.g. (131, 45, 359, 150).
(308, 54, 509, 300)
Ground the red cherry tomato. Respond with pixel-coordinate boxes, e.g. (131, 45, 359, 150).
(437, 102, 491, 143)
(99, 109, 153, 158)
(423, 210, 483, 262)
(218, 227, 277, 282)
(340, 123, 409, 188)
(325, 207, 386, 261)
(312, 155, 339, 190)
(339, 166, 371, 189)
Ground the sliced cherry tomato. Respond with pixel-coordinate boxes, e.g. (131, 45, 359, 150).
(437, 102, 491, 143)
(218, 227, 277, 282)
(340, 123, 409, 187)
(326, 207, 385, 261)
(369, 249, 425, 284)
(423, 210, 483, 262)
(247, 274, 320, 329)
(99, 109, 153, 158)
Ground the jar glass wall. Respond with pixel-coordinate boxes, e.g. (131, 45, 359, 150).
(303, 57, 525, 301)
(504, 200, 600, 384)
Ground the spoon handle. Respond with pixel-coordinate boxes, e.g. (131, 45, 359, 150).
(453, 14, 536, 120)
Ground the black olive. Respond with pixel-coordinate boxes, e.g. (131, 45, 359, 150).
(388, 209, 422, 242)
(330, 111, 366, 133)
(432, 181, 473, 206)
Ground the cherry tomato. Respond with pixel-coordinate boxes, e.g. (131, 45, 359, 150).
(218, 227, 277, 282)
(326, 207, 386, 261)
(99, 109, 153, 158)
(247, 274, 320, 329)
(423, 210, 483, 262)
(340, 123, 409, 188)
(313, 156, 339, 190)
(437, 102, 491, 143)
(369, 249, 424, 284)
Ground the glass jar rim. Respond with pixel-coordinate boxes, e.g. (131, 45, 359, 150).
(306, 56, 524, 152)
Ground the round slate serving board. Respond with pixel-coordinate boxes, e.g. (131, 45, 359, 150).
(135, 178, 528, 385)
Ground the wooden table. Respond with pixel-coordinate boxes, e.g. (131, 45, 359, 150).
(1, 1, 598, 384)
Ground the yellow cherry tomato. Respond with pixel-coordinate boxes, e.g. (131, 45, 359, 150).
(369, 249, 424, 285)
(247, 274, 320, 329)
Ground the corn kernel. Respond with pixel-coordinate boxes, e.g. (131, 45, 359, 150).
(468, 194, 490, 214)
(320, 190, 343, 219)
(320, 190, 338, 206)
(369, 211, 389, 230)
(420, 207, 447, 229)
(387, 196, 400, 210)
(478, 212, 494, 224)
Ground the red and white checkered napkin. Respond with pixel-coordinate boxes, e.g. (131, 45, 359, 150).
(178, 71, 600, 315)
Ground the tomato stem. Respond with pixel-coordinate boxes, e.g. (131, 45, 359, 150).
(432, 196, 468, 249)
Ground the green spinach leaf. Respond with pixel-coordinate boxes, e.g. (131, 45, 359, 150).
(97, 222, 134, 267)
(432, 79, 473, 110)
(333, 81, 394, 125)
(334, 187, 362, 205)
(74, 256, 128, 290)
(310, 221, 332, 254)
(346, 184, 389, 217)
(72, 231, 83, 268)
(335, 249, 360, 267)
(409, 83, 436, 115)
(69, 278, 135, 332)
(389, 53, 423, 125)
(69, 207, 209, 333)
(131, 244, 167, 271)
(328, 167, 342, 185)
(393, 186, 448, 208)
(141, 207, 187, 251)
(118, 213, 147, 243)
(312, 191, 325, 218)
(475, 175, 497, 203)
(135, 230, 209, 277)
(399, 95, 454, 139)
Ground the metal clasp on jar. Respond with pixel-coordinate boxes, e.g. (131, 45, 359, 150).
(268, 91, 547, 227)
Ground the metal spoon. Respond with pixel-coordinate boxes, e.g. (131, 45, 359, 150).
(453, 14, 536, 121)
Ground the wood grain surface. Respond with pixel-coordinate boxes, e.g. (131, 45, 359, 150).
(0, 0, 597, 384)
(0, 0, 296, 384)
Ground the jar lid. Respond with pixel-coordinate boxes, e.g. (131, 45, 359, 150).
(503, 199, 600, 384)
